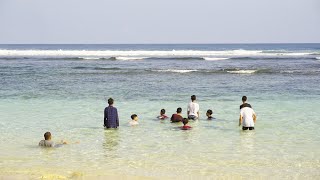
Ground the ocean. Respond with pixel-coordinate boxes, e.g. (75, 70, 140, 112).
(0, 44, 319, 179)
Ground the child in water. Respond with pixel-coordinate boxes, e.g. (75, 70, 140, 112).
(129, 114, 139, 126)
(157, 109, 168, 120)
(181, 118, 192, 130)
(39, 132, 67, 147)
(206, 109, 214, 120)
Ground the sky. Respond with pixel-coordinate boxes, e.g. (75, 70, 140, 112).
(0, 0, 319, 44)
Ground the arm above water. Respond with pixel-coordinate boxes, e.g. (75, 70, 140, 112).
(239, 115, 242, 126)
(253, 112, 257, 123)
(104, 107, 108, 127)
(116, 108, 119, 127)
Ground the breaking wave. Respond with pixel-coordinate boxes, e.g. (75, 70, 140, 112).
(204, 57, 230, 61)
(0, 49, 318, 61)
(152, 69, 198, 73)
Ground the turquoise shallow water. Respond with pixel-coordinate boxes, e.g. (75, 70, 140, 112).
(0, 44, 320, 178)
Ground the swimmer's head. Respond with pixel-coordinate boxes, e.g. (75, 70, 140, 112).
(160, 109, 166, 115)
(182, 118, 189, 125)
(206, 109, 213, 117)
(44, 132, 51, 140)
(177, 107, 182, 113)
(131, 114, 138, 121)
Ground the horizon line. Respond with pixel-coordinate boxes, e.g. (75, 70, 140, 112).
(0, 42, 320, 45)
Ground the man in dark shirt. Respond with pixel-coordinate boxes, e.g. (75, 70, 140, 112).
(171, 107, 184, 122)
(240, 96, 252, 109)
(104, 98, 119, 128)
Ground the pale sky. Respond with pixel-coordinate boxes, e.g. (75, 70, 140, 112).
(0, 0, 319, 44)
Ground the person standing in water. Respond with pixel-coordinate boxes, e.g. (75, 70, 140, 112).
(187, 95, 200, 120)
(239, 96, 256, 130)
(104, 98, 119, 129)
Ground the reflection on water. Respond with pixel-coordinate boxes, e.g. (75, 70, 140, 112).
(103, 129, 120, 158)
(240, 130, 256, 152)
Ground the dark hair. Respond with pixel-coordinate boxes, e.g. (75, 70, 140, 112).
(191, 95, 196, 101)
(207, 109, 213, 115)
(160, 109, 166, 115)
(182, 118, 188, 125)
(44, 132, 51, 140)
(108, 98, 114, 105)
(242, 96, 247, 102)
(131, 114, 138, 120)
(177, 107, 182, 113)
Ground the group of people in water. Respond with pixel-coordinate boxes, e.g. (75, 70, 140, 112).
(39, 95, 257, 147)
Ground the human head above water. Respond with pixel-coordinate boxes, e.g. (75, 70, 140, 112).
(206, 109, 213, 116)
(131, 114, 138, 120)
(108, 98, 114, 105)
(191, 95, 196, 101)
(44, 132, 51, 140)
(242, 96, 247, 103)
(177, 107, 182, 113)
(182, 118, 189, 125)
(160, 109, 166, 115)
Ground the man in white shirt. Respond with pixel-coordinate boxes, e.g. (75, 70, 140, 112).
(187, 95, 200, 120)
(239, 97, 257, 130)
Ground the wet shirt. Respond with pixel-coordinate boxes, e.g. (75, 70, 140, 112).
(129, 120, 139, 126)
(171, 114, 183, 122)
(181, 125, 192, 130)
(240, 107, 256, 127)
(187, 101, 199, 117)
(39, 140, 55, 147)
(157, 115, 168, 120)
(104, 105, 119, 128)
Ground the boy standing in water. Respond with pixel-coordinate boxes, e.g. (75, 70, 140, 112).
(239, 96, 257, 130)
(104, 98, 119, 129)
(187, 95, 200, 120)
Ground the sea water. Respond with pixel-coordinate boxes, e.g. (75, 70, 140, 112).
(0, 44, 320, 179)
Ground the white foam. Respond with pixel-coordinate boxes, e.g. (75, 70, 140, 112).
(115, 57, 146, 61)
(227, 70, 257, 74)
(0, 49, 262, 58)
(280, 70, 294, 74)
(316, 57, 320, 60)
(204, 57, 230, 61)
(80, 57, 100, 60)
(0, 49, 316, 59)
(156, 69, 198, 73)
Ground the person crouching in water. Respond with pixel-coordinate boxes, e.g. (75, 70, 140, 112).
(39, 132, 67, 147)
(181, 118, 192, 130)
(171, 107, 184, 123)
(157, 109, 168, 120)
(129, 114, 139, 126)
(206, 109, 214, 120)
